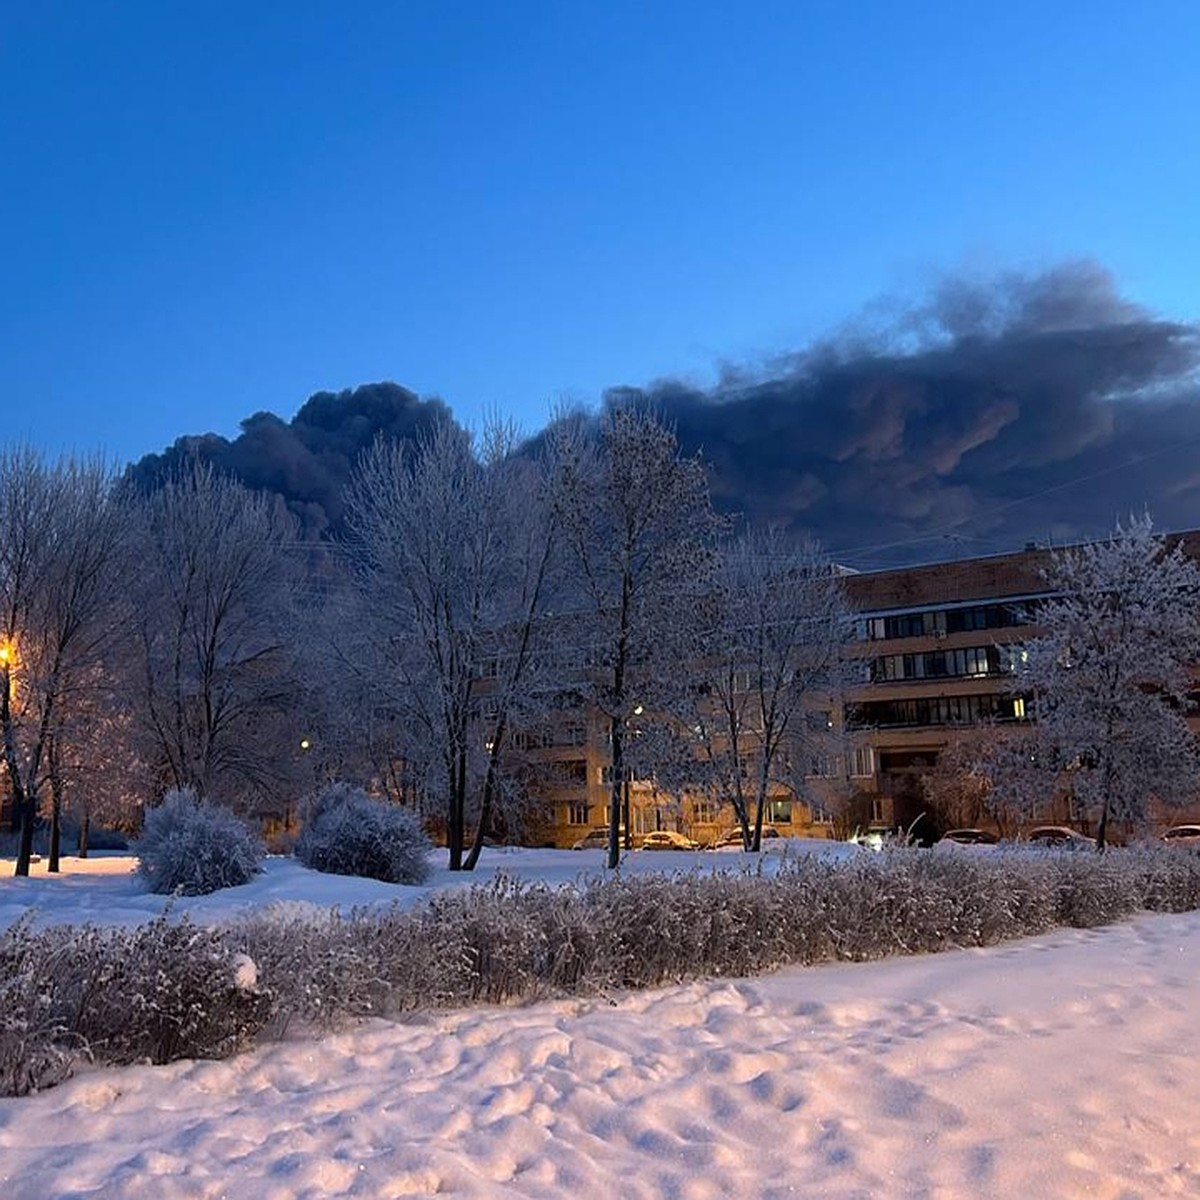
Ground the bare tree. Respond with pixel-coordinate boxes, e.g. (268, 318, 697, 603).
(128, 464, 307, 813)
(1004, 515, 1200, 848)
(344, 419, 560, 870)
(679, 528, 857, 850)
(0, 449, 128, 876)
(919, 726, 1023, 839)
(549, 407, 726, 868)
(48, 679, 148, 859)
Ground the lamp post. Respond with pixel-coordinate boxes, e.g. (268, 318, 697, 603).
(623, 703, 644, 851)
(0, 642, 13, 826)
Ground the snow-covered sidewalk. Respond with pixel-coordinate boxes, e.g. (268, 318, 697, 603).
(2, 907, 1198, 1198)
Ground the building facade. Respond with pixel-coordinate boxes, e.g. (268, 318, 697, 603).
(530, 531, 1200, 847)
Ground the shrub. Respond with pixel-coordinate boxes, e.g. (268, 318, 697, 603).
(134, 788, 265, 896)
(294, 782, 432, 885)
(0, 914, 272, 1096)
(12, 841, 1200, 1098)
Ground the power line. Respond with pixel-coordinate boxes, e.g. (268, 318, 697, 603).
(829, 429, 1200, 563)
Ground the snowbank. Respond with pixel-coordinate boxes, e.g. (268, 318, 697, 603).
(1, 909, 1197, 1197)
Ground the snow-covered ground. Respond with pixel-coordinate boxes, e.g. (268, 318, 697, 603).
(2, 847, 1198, 1197)
(0, 840, 862, 931)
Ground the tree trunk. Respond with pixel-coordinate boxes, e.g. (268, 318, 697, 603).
(1095, 798, 1109, 852)
(48, 733, 63, 872)
(14, 789, 36, 877)
(78, 811, 90, 858)
(750, 759, 770, 853)
(48, 797, 61, 872)
(623, 772, 632, 851)
(465, 713, 510, 871)
(448, 740, 467, 871)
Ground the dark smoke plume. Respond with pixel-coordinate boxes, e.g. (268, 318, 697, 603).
(606, 261, 1200, 567)
(126, 383, 458, 537)
(129, 263, 1200, 566)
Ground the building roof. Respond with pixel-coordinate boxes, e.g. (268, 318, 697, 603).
(845, 529, 1200, 614)
(845, 547, 1054, 613)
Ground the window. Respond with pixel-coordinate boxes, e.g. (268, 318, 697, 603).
(605, 803, 640, 828)
(767, 799, 792, 824)
(567, 802, 590, 825)
(552, 720, 586, 746)
(869, 645, 1009, 683)
(514, 727, 553, 750)
(691, 798, 717, 824)
(549, 759, 587, 786)
(847, 694, 1028, 729)
(864, 603, 1030, 642)
(871, 798, 886, 823)
(808, 756, 837, 778)
(851, 746, 875, 777)
(601, 763, 652, 785)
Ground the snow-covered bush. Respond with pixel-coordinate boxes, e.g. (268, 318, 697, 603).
(0, 917, 77, 1096)
(232, 846, 1200, 1033)
(135, 788, 264, 895)
(0, 914, 272, 1096)
(12, 843, 1200, 1097)
(294, 782, 432, 885)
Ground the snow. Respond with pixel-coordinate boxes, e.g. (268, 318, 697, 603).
(2, 846, 1198, 1196)
(0, 840, 862, 931)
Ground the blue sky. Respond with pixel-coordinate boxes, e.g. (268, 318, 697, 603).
(2, 1, 1197, 465)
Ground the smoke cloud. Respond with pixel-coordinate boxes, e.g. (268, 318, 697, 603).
(126, 383, 457, 537)
(128, 263, 1200, 566)
(611, 261, 1200, 566)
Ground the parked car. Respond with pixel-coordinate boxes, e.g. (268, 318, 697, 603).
(638, 830, 700, 851)
(939, 828, 999, 846)
(1162, 824, 1200, 847)
(710, 826, 783, 852)
(1024, 825, 1095, 850)
(571, 828, 626, 851)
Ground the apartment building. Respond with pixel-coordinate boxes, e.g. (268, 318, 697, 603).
(530, 530, 1200, 847)
(841, 530, 1200, 833)
(840, 545, 1054, 831)
(527, 547, 1058, 847)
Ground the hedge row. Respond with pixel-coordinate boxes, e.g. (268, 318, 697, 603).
(5, 845, 1200, 1095)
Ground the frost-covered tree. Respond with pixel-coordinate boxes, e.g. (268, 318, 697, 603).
(549, 407, 727, 868)
(675, 528, 857, 850)
(344, 419, 560, 870)
(128, 464, 307, 813)
(0, 449, 128, 876)
(1005, 515, 1200, 848)
(43, 672, 148, 861)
